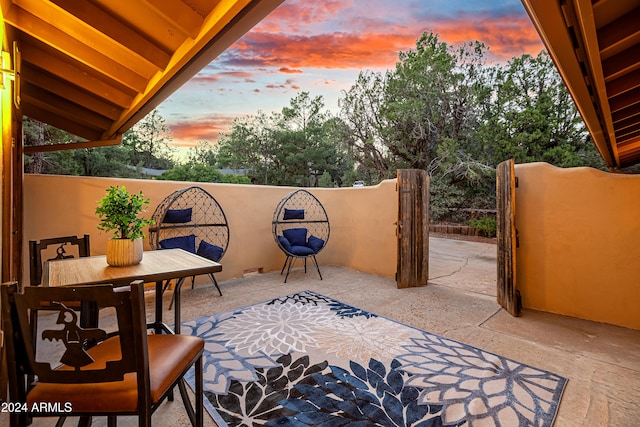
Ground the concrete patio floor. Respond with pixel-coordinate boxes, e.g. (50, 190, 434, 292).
(9, 237, 640, 426)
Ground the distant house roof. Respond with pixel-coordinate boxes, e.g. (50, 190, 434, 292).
(4, 0, 283, 153)
(522, 1, 640, 169)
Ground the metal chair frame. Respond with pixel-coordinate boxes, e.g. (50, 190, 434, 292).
(149, 186, 229, 297)
(272, 189, 330, 283)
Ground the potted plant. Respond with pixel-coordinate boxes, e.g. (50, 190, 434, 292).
(96, 185, 154, 266)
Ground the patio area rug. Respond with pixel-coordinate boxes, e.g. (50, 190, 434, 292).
(182, 290, 567, 426)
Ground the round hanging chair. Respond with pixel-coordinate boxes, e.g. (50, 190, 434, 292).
(272, 189, 330, 283)
(149, 186, 229, 295)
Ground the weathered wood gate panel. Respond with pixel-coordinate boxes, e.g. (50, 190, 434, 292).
(396, 169, 429, 288)
(496, 159, 520, 316)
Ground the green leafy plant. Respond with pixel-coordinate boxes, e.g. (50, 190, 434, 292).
(468, 217, 497, 238)
(96, 186, 154, 240)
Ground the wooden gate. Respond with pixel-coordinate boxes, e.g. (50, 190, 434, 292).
(496, 159, 520, 316)
(396, 169, 429, 288)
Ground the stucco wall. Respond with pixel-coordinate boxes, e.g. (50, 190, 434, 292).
(515, 162, 640, 330)
(23, 175, 398, 285)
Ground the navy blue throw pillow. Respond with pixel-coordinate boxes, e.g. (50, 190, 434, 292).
(307, 235, 325, 253)
(277, 235, 292, 253)
(289, 245, 316, 256)
(197, 240, 224, 262)
(283, 228, 307, 246)
(159, 234, 196, 253)
(283, 208, 305, 220)
(164, 208, 192, 224)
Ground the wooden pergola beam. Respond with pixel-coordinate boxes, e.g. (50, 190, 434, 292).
(23, 136, 123, 154)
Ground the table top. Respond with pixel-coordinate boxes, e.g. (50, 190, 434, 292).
(44, 248, 222, 287)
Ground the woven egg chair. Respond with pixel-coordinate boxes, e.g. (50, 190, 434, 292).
(272, 189, 330, 283)
(149, 186, 229, 296)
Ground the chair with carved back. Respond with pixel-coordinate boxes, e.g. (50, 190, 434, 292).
(29, 234, 91, 287)
(1, 281, 204, 427)
(27, 234, 93, 359)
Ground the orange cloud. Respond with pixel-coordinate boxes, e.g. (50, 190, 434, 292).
(279, 67, 303, 74)
(224, 19, 542, 73)
(168, 115, 237, 147)
(227, 31, 412, 70)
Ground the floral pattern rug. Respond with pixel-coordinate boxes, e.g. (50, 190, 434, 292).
(182, 290, 566, 426)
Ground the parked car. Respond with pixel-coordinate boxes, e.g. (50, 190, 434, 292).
(352, 181, 365, 187)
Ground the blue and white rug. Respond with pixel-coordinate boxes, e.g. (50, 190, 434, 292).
(182, 290, 566, 426)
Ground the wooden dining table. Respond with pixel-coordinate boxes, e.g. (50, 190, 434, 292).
(43, 248, 222, 334)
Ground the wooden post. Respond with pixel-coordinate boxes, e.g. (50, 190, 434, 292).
(396, 169, 429, 288)
(496, 159, 520, 316)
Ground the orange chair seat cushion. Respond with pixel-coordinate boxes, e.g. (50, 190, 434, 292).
(27, 334, 204, 413)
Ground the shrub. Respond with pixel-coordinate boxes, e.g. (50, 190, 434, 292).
(468, 217, 497, 238)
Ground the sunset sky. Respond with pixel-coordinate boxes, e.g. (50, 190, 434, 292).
(157, 0, 545, 152)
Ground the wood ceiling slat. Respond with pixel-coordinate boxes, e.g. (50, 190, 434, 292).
(143, 0, 205, 39)
(49, 0, 171, 70)
(612, 101, 640, 124)
(21, 85, 113, 130)
(612, 108, 640, 129)
(22, 104, 104, 141)
(618, 135, 640, 151)
(606, 68, 640, 98)
(602, 44, 640, 82)
(615, 124, 640, 142)
(21, 64, 123, 120)
(20, 42, 136, 108)
(92, 0, 185, 52)
(8, 5, 150, 92)
(597, 6, 640, 58)
(608, 85, 640, 113)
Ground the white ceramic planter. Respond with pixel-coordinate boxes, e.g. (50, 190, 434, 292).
(106, 237, 143, 267)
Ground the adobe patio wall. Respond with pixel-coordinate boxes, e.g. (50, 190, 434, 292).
(515, 162, 640, 330)
(23, 174, 398, 285)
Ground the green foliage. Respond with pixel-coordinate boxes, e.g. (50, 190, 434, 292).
(123, 110, 175, 169)
(475, 52, 602, 169)
(157, 163, 250, 184)
(95, 186, 154, 240)
(187, 141, 217, 165)
(216, 92, 351, 186)
(468, 217, 497, 238)
(317, 171, 334, 188)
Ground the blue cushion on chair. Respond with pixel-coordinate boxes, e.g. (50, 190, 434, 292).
(283, 228, 307, 246)
(307, 235, 325, 253)
(277, 235, 292, 253)
(289, 245, 316, 256)
(197, 240, 223, 262)
(283, 208, 305, 220)
(164, 208, 192, 224)
(159, 234, 196, 253)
